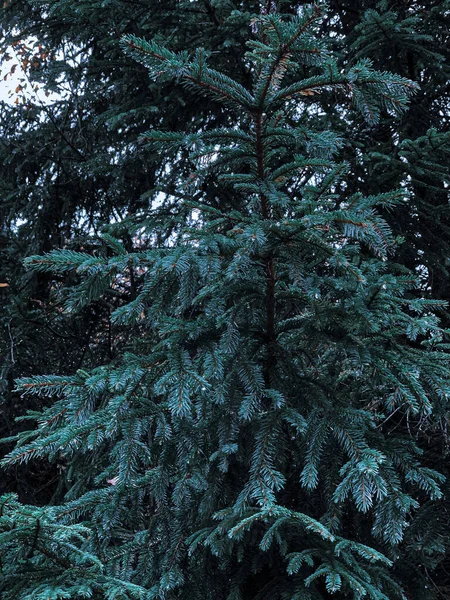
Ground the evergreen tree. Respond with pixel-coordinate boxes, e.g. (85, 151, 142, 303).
(332, 4, 450, 595)
(1, 5, 449, 599)
(341, 0, 450, 315)
(0, 0, 259, 502)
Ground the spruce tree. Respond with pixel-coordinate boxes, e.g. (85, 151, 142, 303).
(0, 0, 259, 502)
(334, 5, 450, 595)
(342, 0, 450, 316)
(1, 4, 449, 600)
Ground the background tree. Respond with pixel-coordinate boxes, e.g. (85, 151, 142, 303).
(334, 4, 450, 595)
(338, 0, 450, 314)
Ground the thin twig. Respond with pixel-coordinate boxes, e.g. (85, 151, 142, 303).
(7, 321, 15, 365)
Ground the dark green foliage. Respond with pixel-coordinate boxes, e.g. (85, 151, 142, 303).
(333, 5, 450, 595)
(1, 6, 450, 599)
(340, 0, 450, 311)
(0, 0, 263, 506)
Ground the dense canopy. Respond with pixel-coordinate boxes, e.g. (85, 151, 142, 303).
(1, 1, 449, 599)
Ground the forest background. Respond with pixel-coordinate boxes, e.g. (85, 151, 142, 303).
(1, 1, 450, 599)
